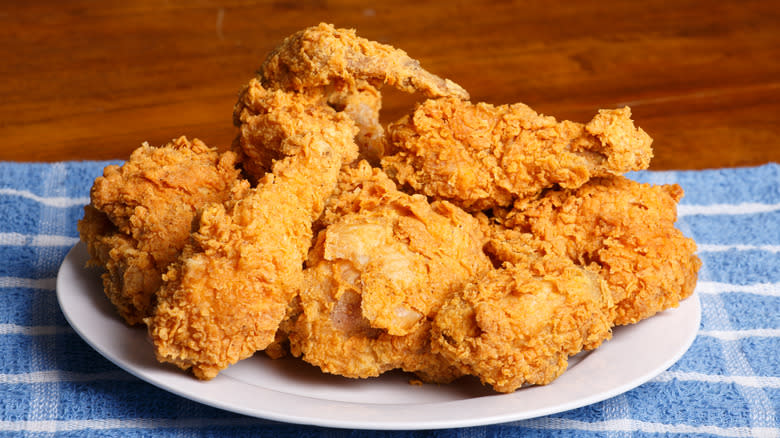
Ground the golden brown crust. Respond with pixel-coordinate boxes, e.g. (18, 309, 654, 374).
(259, 23, 468, 100)
(289, 162, 491, 382)
(81, 24, 700, 392)
(432, 254, 614, 393)
(251, 23, 468, 167)
(382, 98, 653, 211)
(146, 85, 359, 379)
(502, 176, 701, 325)
(77, 137, 246, 325)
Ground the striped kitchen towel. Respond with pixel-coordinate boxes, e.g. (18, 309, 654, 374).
(0, 161, 778, 437)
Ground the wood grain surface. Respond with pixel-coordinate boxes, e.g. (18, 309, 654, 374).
(1, 0, 778, 169)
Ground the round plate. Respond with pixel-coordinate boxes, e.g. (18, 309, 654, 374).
(57, 243, 700, 430)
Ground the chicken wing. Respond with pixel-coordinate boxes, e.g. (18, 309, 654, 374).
(77, 137, 246, 325)
(145, 84, 359, 379)
(234, 23, 469, 176)
(382, 97, 653, 211)
(259, 23, 468, 100)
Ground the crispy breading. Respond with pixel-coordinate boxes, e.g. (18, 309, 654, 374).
(382, 98, 652, 211)
(146, 85, 359, 379)
(81, 24, 700, 393)
(500, 176, 701, 325)
(288, 162, 491, 382)
(238, 23, 469, 171)
(259, 23, 468, 100)
(432, 254, 613, 392)
(77, 137, 246, 325)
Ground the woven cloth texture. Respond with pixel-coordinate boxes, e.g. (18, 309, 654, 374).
(0, 161, 778, 437)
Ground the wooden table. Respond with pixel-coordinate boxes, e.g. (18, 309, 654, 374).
(2, 0, 778, 169)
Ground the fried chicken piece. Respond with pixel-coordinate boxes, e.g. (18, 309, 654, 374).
(431, 253, 614, 393)
(288, 161, 491, 382)
(235, 23, 469, 174)
(498, 175, 701, 325)
(77, 137, 246, 325)
(145, 84, 359, 379)
(259, 23, 468, 101)
(233, 78, 385, 182)
(381, 98, 653, 211)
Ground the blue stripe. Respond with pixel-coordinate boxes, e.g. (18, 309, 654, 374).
(685, 212, 780, 246)
(16, 377, 251, 420)
(0, 161, 118, 196)
(0, 246, 71, 278)
(0, 290, 64, 326)
(771, 388, 780, 429)
(699, 294, 780, 331)
(0, 333, 119, 374)
(697, 251, 780, 285)
(0, 381, 237, 422)
(668, 336, 779, 382)
(0, 198, 85, 236)
(623, 380, 752, 427)
(55, 380, 232, 421)
(670, 337, 731, 376)
(631, 163, 780, 206)
(0, 335, 60, 371)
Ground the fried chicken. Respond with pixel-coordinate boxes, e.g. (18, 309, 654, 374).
(381, 98, 653, 211)
(79, 24, 700, 393)
(431, 176, 698, 392)
(287, 161, 491, 382)
(145, 84, 359, 379)
(496, 176, 701, 325)
(259, 23, 468, 101)
(77, 137, 246, 325)
(432, 253, 614, 392)
(235, 23, 469, 173)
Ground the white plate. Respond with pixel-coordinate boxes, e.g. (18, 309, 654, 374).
(57, 243, 700, 430)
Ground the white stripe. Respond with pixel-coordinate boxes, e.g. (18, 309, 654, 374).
(697, 281, 780, 297)
(0, 417, 773, 436)
(700, 328, 780, 340)
(0, 324, 73, 335)
(0, 188, 88, 208)
(0, 371, 134, 384)
(602, 395, 631, 438)
(678, 202, 780, 217)
(696, 266, 777, 433)
(698, 244, 780, 253)
(0, 418, 264, 432)
(654, 371, 780, 389)
(522, 418, 779, 438)
(0, 232, 80, 247)
(0, 277, 56, 290)
(31, 163, 67, 423)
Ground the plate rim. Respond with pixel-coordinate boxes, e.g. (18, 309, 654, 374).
(57, 242, 701, 430)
